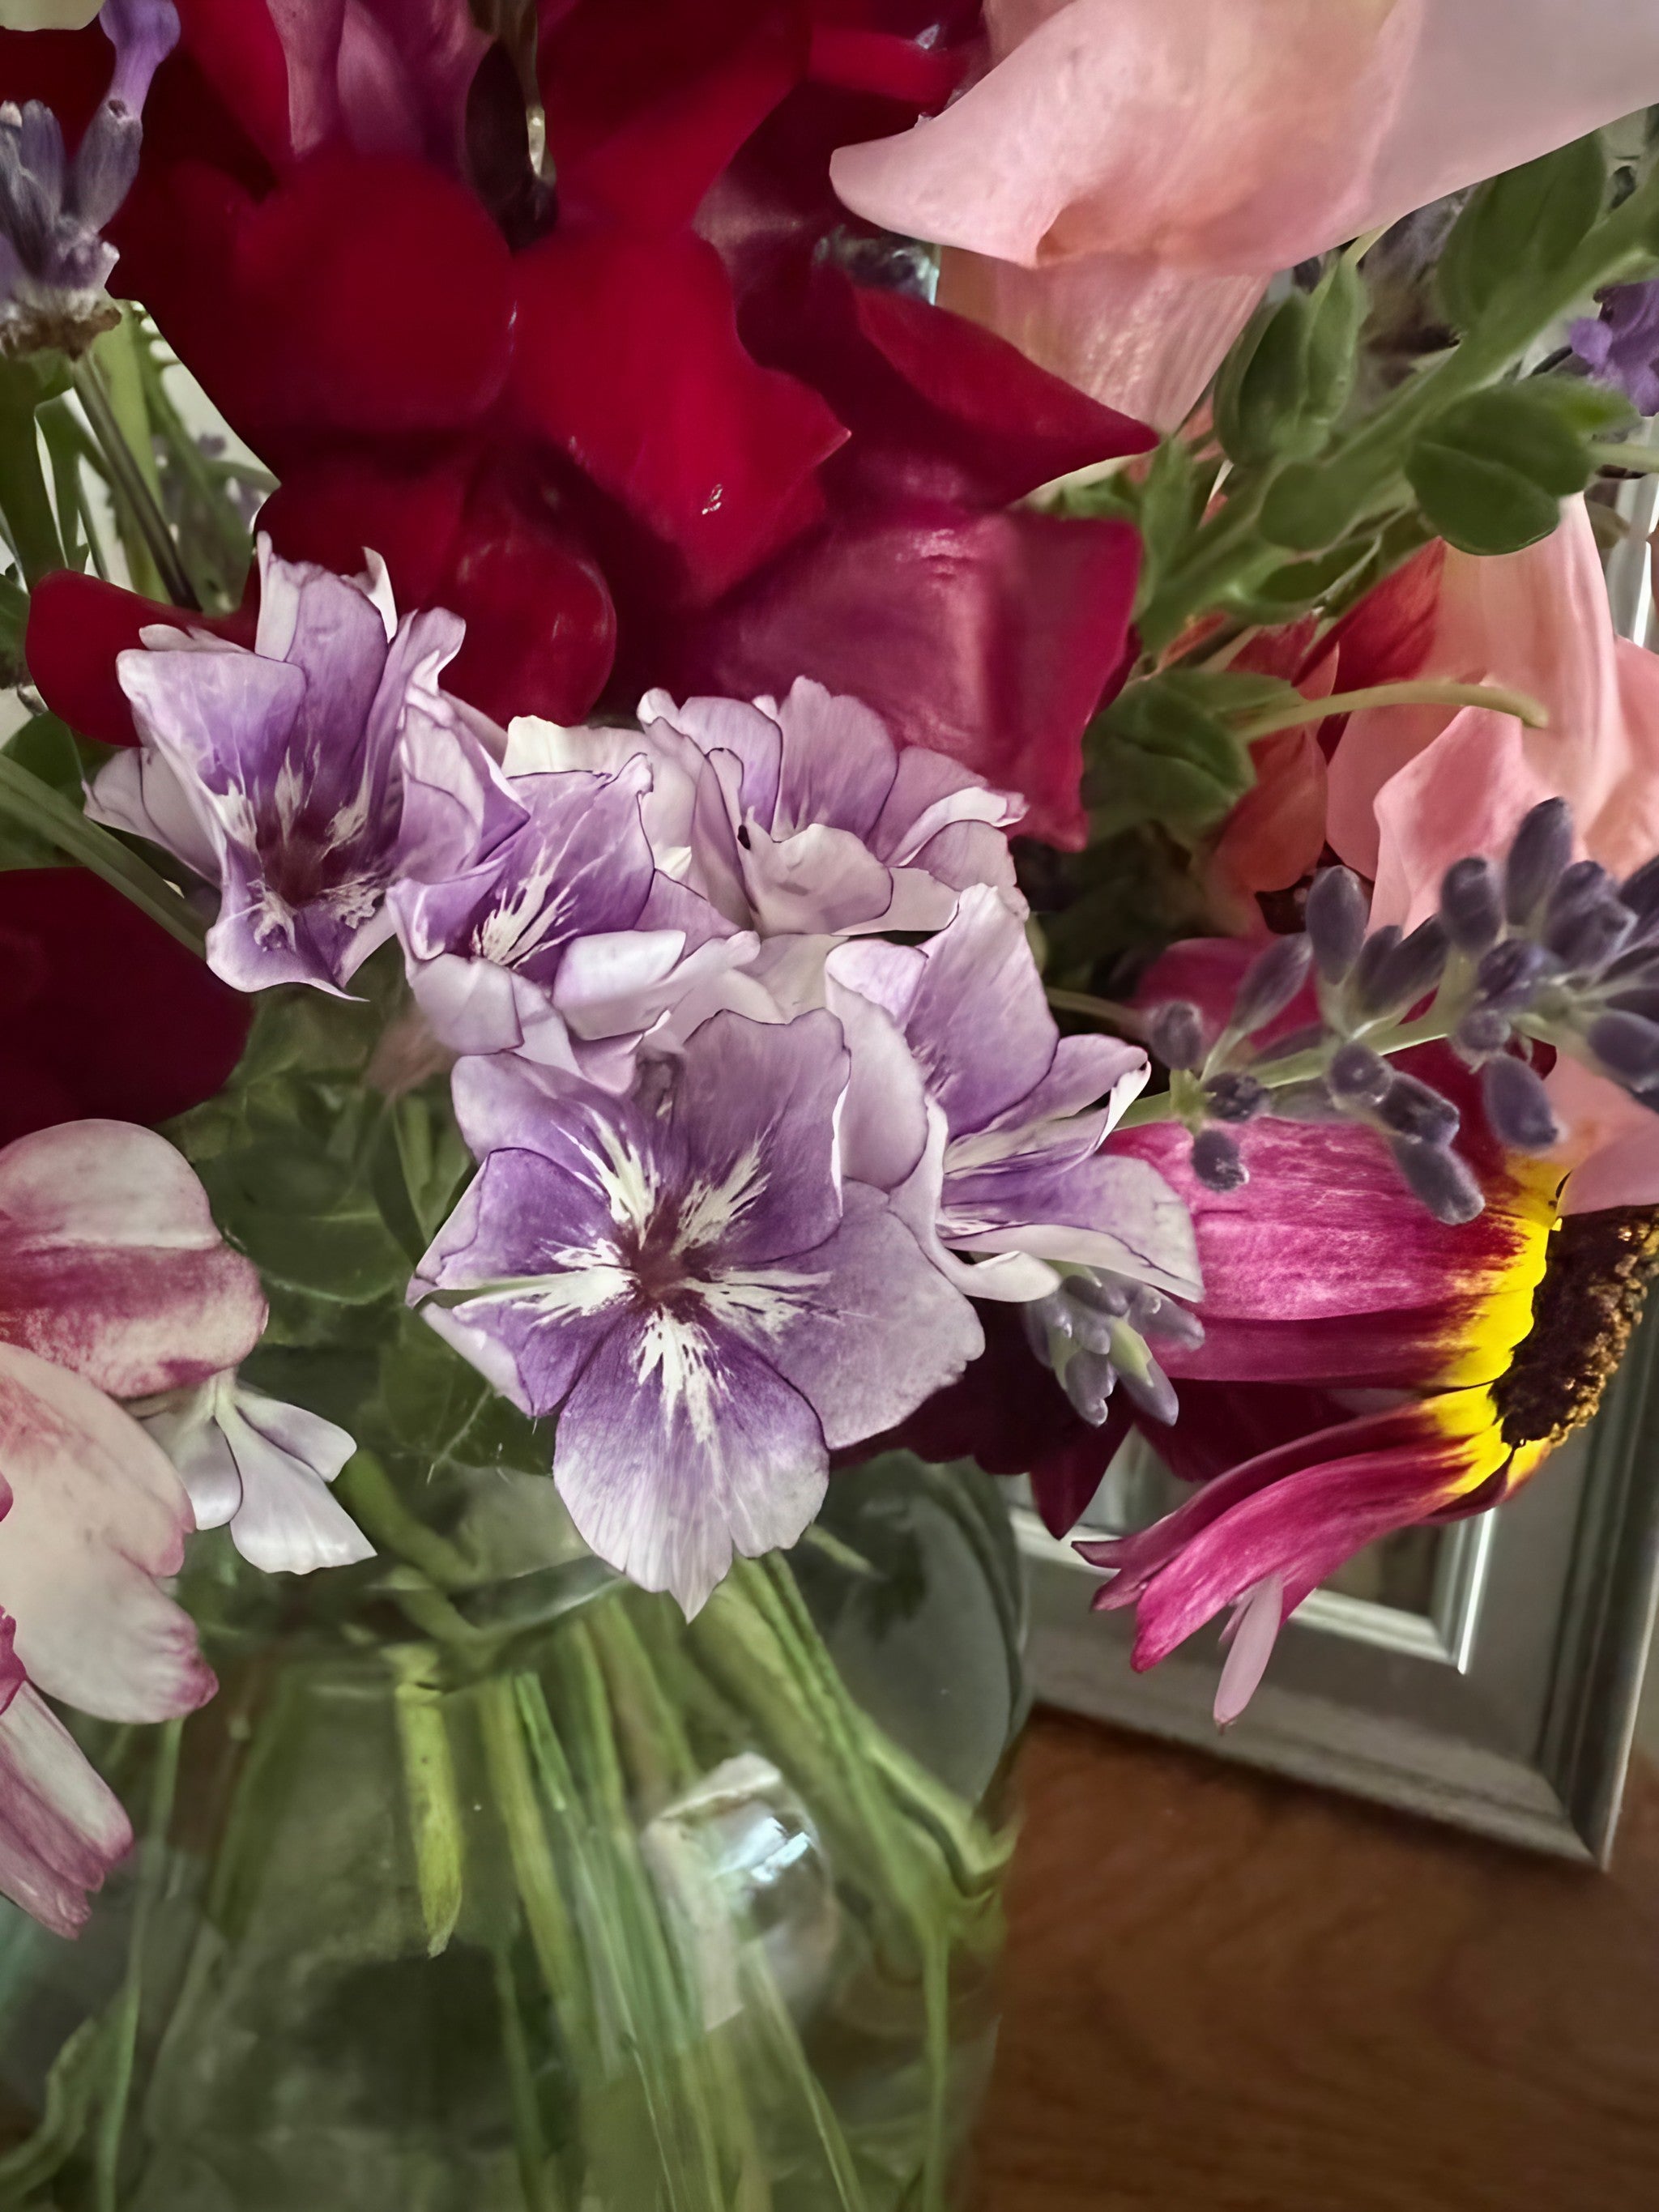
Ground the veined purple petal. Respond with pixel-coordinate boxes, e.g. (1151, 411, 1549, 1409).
(555, 1314, 827, 1616)
(894, 884, 1059, 1136)
(940, 1149, 1203, 1302)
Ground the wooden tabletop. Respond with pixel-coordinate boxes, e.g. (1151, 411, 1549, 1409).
(970, 1711, 1659, 2212)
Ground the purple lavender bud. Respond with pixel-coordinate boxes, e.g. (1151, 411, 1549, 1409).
(1376, 1073, 1461, 1146)
(1203, 1071, 1268, 1123)
(1588, 1011, 1659, 1085)
(66, 98, 141, 232)
(1148, 999, 1205, 1071)
(1062, 1302, 1118, 1356)
(1608, 985, 1659, 1023)
(1304, 866, 1370, 982)
(1021, 1298, 1063, 1367)
(1328, 1040, 1391, 1103)
(1358, 917, 1449, 1019)
(1503, 798, 1573, 925)
(1453, 1005, 1512, 1062)
(1232, 933, 1314, 1034)
(1068, 1274, 1132, 1319)
(1481, 1053, 1561, 1153)
(1438, 857, 1503, 954)
(1192, 1127, 1247, 1192)
(1570, 282, 1659, 417)
(1388, 1136, 1485, 1225)
(1618, 855, 1659, 929)
(101, 0, 182, 118)
(1125, 1287, 1205, 1352)
(1544, 895, 1634, 974)
(1348, 925, 1401, 1013)
(1116, 1353, 1179, 1427)
(1475, 937, 1558, 1013)
(1060, 1348, 1117, 1426)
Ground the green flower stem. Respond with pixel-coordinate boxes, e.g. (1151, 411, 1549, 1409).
(387, 1646, 465, 1958)
(489, 1939, 561, 2212)
(1114, 1008, 1457, 1127)
(1046, 987, 1148, 1034)
(476, 1672, 590, 2039)
(92, 1716, 183, 2212)
(70, 352, 199, 612)
(0, 376, 65, 586)
(335, 1449, 474, 1592)
(0, 753, 207, 951)
(1593, 441, 1659, 473)
(1141, 168, 1659, 650)
(1231, 677, 1549, 742)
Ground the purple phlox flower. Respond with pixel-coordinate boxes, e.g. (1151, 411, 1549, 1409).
(633, 679, 1024, 940)
(825, 883, 1202, 1306)
(136, 1370, 369, 1577)
(91, 538, 486, 994)
(0, 1, 177, 352)
(388, 714, 762, 1089)
(1570, 281, 1659, 417)
(412, 1012, 983, 1613)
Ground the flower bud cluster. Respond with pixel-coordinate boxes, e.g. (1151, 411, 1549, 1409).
(1022, 1267, 1204, 1430)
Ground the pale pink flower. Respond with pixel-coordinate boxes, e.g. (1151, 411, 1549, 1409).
(1326, 496, 1659, 1210)
(0, 1121, 267, 1935)
(832, 0, 1659, 425)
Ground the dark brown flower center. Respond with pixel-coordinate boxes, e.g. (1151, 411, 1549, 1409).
(1494, 1206, 1659, 1451)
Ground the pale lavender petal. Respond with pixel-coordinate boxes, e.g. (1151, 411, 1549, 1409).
(555, 1312, 827, 1616)
(940, 1149, 1204, 1300)
(0, 1342, 213, 1721)
(641, 690, 783, 825)
(824, 969, 932, 1193)
(767, 1184, 985, 1447)
(899, 884, 1059, 1135)
(403, 948, 534, 1056)
(221, 1387, 370, 1575)
(739, 820, 905, 936)
(0, 1677, 132, 1939)
(665, 1011, 848, 1267)
(83, 743, 218, 880)
(0, 1120, 267, 1398)
(910, 819, 1021, 900)
(1213, 1573, 1286, 1726)
(768, 677, 898, 842)
(869, 741, 1021, 864)
(144, 1385, 244, 1530)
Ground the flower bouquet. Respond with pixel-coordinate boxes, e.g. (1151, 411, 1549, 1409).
(4, 1, 1659, 2206)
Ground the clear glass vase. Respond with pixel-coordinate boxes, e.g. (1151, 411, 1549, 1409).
(0, 1450, 1022, 2212)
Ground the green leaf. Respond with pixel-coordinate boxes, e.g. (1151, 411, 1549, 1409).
(198, 1133, 412, 1304)
(1085, 671, 1256, 842)
(1405, 382, 1598, 555)
(1258, 451, 1388, 555)
(0, 750, 207, 948)
(1213, 258, 1364, 468)
(1227, 536, 1380, 622)
(1435, 134, 1608, 330)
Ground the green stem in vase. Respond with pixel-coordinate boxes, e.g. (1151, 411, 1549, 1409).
(92, 1716, 183, 2212)
(490, 1939, 562, 2212)
(387, 1644, 465, 1959)
(70, 349, 199, 612)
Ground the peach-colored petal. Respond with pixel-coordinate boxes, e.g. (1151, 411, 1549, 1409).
(1546, 1059, 1659, 1214)
(1367, 707, 1567, 931)
(936, 248, 1265, 429)
(1208, 728, 1329, 914)
(1330, 498, 1637, 886)
(0, 1343, 215, 1724)
(0, 1121, 267, 1400)
(831, 0, 1417, 275)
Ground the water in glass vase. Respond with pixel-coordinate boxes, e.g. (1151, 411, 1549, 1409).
(0, 1451, 1022, 2212)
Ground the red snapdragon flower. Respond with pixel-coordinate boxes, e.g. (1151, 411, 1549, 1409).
(9, 0, 1152, 844)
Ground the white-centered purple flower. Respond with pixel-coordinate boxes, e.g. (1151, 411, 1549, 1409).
(386, 714, 761, 1089)
(1571, 281, 1659, 418)
(412, 1012, 983, 1613)
(90, 539, 488, 995)
(826, 884, 1202, 1306)
(137, 1370, 369, 1577)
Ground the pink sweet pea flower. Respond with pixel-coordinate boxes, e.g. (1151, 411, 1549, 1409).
(830, 0, 1659, 424)
(1326, 496, 1659, 1208)
(0, 1120, 267, 1934)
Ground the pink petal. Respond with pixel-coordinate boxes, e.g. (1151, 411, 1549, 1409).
(830, 0, 1420, 274)
(0, 1344, 215, 1723)
(0, 1121, 267, 1399)
(1367, 706, 1565, 932)
(0, 1678, 132, 1939)
(1546, 1059, 1659, 1215)
(937, 246, 1265, 429)
(1213, 1572, 1286, 1726)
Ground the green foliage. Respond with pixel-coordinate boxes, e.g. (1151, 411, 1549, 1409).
(1213, 255, 1366, 469)
(1405, 377, 1633, 555)
(1435, 134, 1608, 331)
(1085, 668, 1294, 844)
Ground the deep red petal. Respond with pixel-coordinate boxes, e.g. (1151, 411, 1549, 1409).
(0, 28, 109, 142)
(0, 873, 249, 1146)
(806, 23, 969, 106)
(26, 573, 255, 749)
(561, 14, 805, 230)
(748, 268, 1154, 509)
(172, 0, 294, 171)
(1311, 540, 1448, 758)
(646, 499, 1141, 846)
(257, 445, 471, 607)
(509, 228, 847, 603)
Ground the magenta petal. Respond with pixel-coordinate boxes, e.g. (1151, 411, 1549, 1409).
(0, 1121, 267, 1399)
(0, 1677, 133, 1939)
